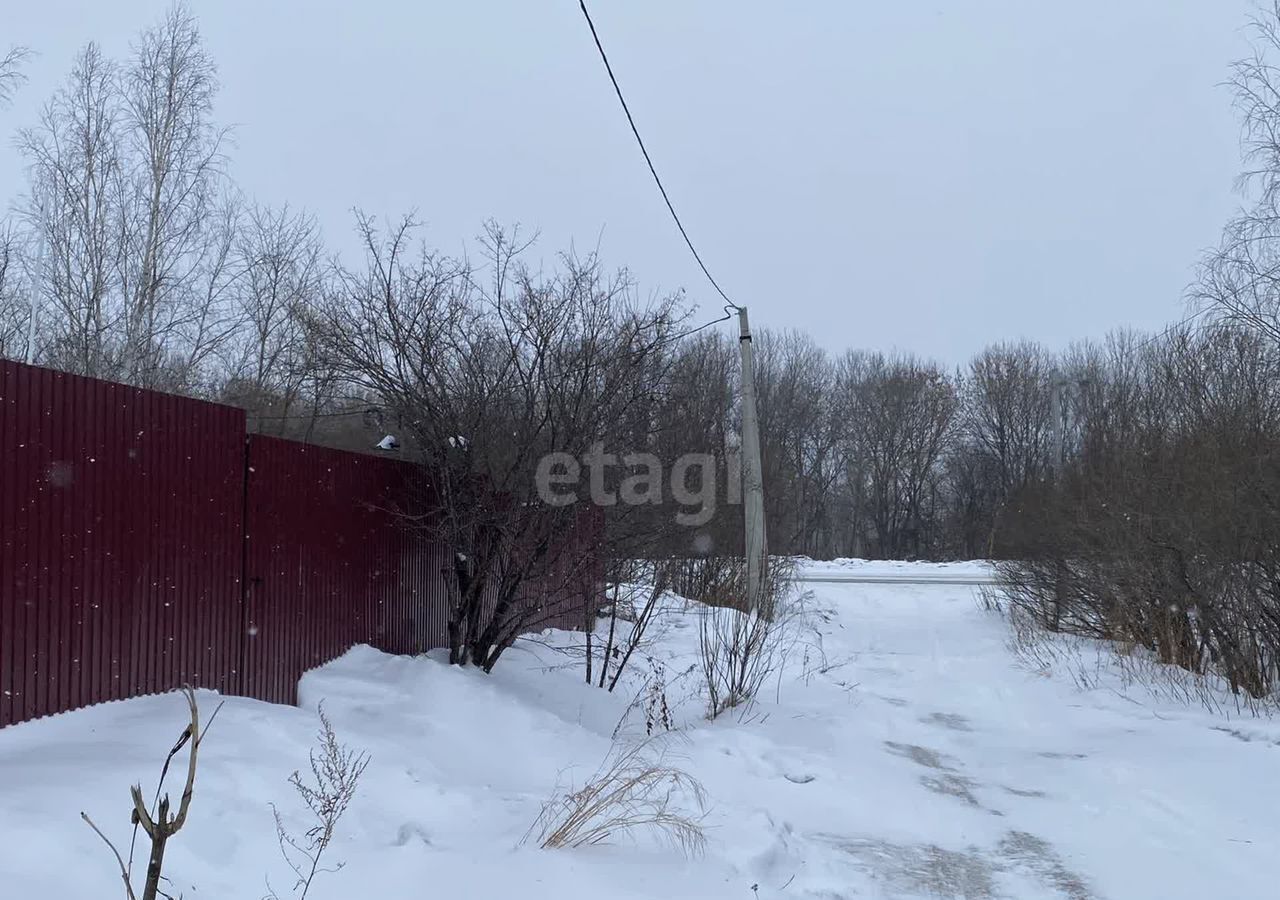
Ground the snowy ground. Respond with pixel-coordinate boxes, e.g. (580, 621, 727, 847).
(797, 558, 995, 582)
(1, 572, 1275, 899)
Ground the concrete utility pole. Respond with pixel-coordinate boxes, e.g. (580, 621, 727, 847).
(1048, 370, 1067, 632)
(1049, 371, 1064, 478)
(26, 195, 45, 365)
(737, 307, 768, 613)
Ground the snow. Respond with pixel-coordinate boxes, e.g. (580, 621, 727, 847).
(796, 556, 995, 581)
(1, 572, 1275, 899)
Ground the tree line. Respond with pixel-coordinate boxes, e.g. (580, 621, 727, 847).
(4, 6, 1280, 685)
(0, 5, 1059, 564)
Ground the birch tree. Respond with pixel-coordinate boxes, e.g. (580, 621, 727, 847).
(18, 43, 123, 377)
(116, 4, 229, 388)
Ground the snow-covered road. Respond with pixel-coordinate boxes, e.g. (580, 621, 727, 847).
(0, 575, 1273, 899)
(797, 573, 996, 585)
(796, 557, 997, 585)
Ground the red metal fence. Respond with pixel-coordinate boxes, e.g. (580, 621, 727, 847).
(1, 360, 596, 727)
(242, 436, 449, 705)
(0, 361, 246, 727)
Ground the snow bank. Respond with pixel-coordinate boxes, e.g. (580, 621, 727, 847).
(796, 556, 995, 580)
(1, 572, 1275, 899)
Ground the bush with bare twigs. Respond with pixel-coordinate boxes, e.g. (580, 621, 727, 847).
(266, 704, 370, 900)
(697, 556, 799, 719)
(700, 606, 785, 720)
(992, 584, 1280, 716)
(526, 738, 708, 856)
(587, 573, 675, 692)
(610, 656, 701, 740)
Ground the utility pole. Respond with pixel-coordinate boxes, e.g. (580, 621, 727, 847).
(737, 307, 767, 614)
(1048, 370, 1066, 632)
(1049, 372, 1064, 478)
(26, 194, 45, 365)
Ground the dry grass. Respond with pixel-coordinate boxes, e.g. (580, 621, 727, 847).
(996, 588, 1280, 717)
(526, 738, 708, 856)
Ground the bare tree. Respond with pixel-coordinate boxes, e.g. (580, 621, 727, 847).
(14, 6, 236, 390)
(0, 45, 31, 108)
(174, 194, 243, 394)
(955, 341, 1056, 555)
(1197, 217, 1280, 346)
(995, 321, 1280, 702)
(18, 42, 123, 377)
(0, 49, 32, 358)
(754, 330, 842, 557)
(116, 3, 230, 388)
(310, 216, 686, 671)
(843, 353, 959, 558)
(0, 224, 30, 359)
(1197, 2, 1280, 346)
(965, 342, 1054, 495)
(220, 203, 327, 428)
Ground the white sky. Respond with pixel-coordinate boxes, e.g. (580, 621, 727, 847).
(0, 0, 1258, 363)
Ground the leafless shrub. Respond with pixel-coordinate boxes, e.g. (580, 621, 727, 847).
(697, 556, 799, 719)
(669, 554, 795, 614)
(999, 581, 1280, 716)
(1003, 600, 1108, 693)
(310, 217, 683, 673)
(700, 607, 783, 719)
(526, 738, 708, 856)
(81, 686, 222, 900)
(611, 657, 701, 740)
(266, 704, 370, 900)
(642, 658, 674, 735)
(589, 571, 672, 692)
(655, 555, 745, 608)
(976, 585, 1004, 614)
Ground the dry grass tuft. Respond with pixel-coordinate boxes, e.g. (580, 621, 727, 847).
(527, 738, 709, 856)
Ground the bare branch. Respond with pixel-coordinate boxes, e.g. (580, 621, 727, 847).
(80, 811, 139, 900)
(0, 46, 31, 107)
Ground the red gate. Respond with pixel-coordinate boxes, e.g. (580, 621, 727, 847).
(240, 435, 449, 705)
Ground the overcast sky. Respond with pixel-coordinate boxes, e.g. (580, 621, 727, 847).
(0, 1, 1259, 363)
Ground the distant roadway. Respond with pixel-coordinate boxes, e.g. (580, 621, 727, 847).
(795, 570, 997, 586)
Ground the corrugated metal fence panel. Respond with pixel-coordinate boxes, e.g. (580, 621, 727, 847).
(0, 360, 246, 728)
(524, 504, 606, 634)
(1, 356, 600, 728)
(242, 436, 448, 705)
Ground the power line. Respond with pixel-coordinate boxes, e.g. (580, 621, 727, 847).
(1132, 306, 1215, 351)
(576, 0, 741, 312)
(672, 308, 734, 341)
(249, 406, 382, 422)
